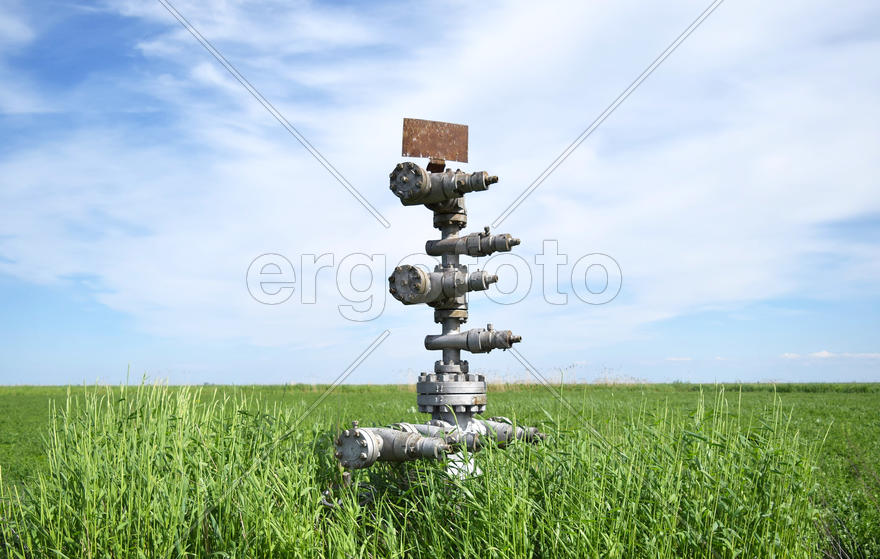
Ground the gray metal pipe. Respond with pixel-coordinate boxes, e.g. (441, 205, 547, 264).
(425, 325, 521, 353)
(390, 162, 497, 206)
(426, 228, 520, 257)
(389, 265, 497, 305)
(335, 424, 450, 469)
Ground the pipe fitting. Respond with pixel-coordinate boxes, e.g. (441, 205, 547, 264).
(424, 325, 522, 353)
(335, 424, 452, 469)
(390, 162, 496, 206)
(426, 227, 521, 257)
(389, 265, 497, 305)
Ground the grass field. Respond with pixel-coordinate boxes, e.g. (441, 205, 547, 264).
(0, 382, 877, 558)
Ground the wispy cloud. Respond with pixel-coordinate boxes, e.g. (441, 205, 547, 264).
(1, 0, 879, 382)
(782, 351, 880, 360)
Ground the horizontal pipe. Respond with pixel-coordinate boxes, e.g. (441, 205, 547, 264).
(479, 419, 546, 445)
(335, 426, 450, 469)
(426, 229, 520, 257)
(389, 266, 497, 305)
(335, 420, 545, 469)
(425, 326, 521, 353)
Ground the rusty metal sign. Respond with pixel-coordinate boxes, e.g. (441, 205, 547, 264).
(402, 118, 468, 163)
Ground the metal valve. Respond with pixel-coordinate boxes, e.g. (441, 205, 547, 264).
(389, 162, 498, 206)
(335, 119, 544, 475)
(426, 226, 520, 257)
(388, 265, 498, 305)
(424, 324, 522, 353)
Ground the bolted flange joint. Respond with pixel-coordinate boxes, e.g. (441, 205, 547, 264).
(389, 265, 497, 305)
(389, 162, 497, 206)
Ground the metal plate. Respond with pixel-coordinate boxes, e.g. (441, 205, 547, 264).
(402, 118, 468, 163)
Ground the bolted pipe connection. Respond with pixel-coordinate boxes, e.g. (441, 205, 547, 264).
(333, 122, 546, 474)
(335, 422, 451, 469)
(389, 162, 497, 206)
(388, 265, 498, 305)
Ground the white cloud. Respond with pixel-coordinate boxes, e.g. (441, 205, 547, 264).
(1, 0, 879, 381)
(781, 351, 880, 360)
(0, 7, 51, 114)
(666, 357, 693, 362)
(0, 10, 33, 46)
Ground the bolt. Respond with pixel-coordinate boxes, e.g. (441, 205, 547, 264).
(335, 438, 342, 445)
(352, 420, 359, 428)
(359, 452, 367, 460)
(510, 238, 521, 247)
(335, 451, 343, 459)
(359, 440, 367, 447)
(401, 176, 409, 183)
(343, 430, 350, 437)
(486, 175, 499, 185)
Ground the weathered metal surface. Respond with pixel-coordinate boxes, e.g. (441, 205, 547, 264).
(425, 228, 520, 257)
(396, 121, 519, 427)
(402, 118, 468, 163)
(334, 421, 450, 469)
(388, 264, 497, 305)
(416, 381, 486, 394)
(334, 120, 544, 475)
(426, 158, 446, 173)
(390, 162, 495, 206)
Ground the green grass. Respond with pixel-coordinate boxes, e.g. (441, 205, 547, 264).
(0, 383, 877, 558)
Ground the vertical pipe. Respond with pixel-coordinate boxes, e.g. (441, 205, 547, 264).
(439, 224, 459, 267)
(441, 317, 461, 365)
(439, 222, 461, 367)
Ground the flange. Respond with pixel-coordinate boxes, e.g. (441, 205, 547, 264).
(334, 423, 381, 469)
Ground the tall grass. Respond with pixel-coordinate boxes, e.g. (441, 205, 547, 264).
(1, 384, 822, 558)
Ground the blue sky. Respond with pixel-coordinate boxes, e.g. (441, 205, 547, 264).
(0, 0, 878, 385)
